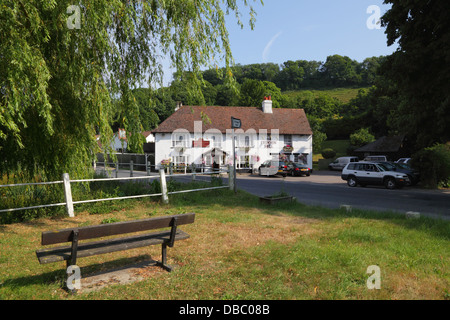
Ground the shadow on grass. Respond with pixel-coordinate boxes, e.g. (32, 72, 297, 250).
(1, 255, 152, 293)
(167, 188, 450, 242)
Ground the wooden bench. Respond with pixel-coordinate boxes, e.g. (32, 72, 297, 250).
(36, 213, 195, 290)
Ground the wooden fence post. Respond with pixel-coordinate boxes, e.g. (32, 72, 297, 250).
(159, 169, 169, 204)
(62, 173, 74, 217)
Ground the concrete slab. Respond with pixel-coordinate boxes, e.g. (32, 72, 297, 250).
(79, 259, 166, 293)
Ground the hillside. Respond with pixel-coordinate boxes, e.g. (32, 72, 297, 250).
(283, 87, 368, 104)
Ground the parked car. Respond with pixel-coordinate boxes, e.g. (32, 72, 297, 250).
(328, 157, 359, 171)
(259, 160, 289, 177)
(377, 161, 420, 186)
(278, 161, 290, 177)
(396, 158, 411, 164)
(287, 162, 312, 176)
(341, 161, 410, 189)
(363, 155, 388, 162)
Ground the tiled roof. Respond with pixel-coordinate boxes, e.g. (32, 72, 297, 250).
(355, 135, 405, 153)
(152, 105, 312, 135)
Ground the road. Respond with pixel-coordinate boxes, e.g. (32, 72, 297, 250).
(234, 172, 450, 220)
(98, 167, 450, 220)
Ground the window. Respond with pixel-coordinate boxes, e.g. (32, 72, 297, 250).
(245, 136, 250, 147)
(236, 135, 254, 148)
(204, 130, 222, 148)
(364, 164, 377, 172)
(174, 155, 188, 166)
(238, 155, 250, 168)
(296, 153, 308, 164)
(211, 136, 222, 148)
(284, 134, 292, 147)
(172, 132, 189, 147)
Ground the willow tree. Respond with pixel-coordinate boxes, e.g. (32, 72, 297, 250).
(0, 0, 260, 180)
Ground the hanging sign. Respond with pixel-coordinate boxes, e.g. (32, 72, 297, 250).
(231, 117, 241, 129)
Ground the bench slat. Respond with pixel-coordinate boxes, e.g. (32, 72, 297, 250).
(41, 213, 195, 245)
(36, 229, 190, 264)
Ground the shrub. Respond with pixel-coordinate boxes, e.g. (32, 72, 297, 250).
(411, 143, 450, 188)
(321, 148, 336, 159)
(350, 128, 375, 147)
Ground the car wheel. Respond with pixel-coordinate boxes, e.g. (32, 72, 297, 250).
(347, 176, 357, 187)
(384, 177, 396, 189)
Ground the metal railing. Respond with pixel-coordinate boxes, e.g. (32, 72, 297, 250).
(0, 167, 235, 217)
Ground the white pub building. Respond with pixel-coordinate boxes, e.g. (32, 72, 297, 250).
(152, 98, 313, 171)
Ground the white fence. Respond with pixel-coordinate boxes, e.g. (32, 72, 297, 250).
(95, 160, 232, 178)
(0, 167, 235, 217)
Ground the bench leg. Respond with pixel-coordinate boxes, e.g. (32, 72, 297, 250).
(156, 243, 173, 272)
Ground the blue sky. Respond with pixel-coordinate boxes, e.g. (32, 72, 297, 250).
(159, 0, 398, 85)
(225, 0, 398, 65)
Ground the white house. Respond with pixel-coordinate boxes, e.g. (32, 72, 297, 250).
(107, 129, 155, 153)
(152, 98, 313, 171)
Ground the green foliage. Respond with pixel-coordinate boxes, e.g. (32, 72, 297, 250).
(237, 79, 282, 108)
(0, 0, 260, 180)
(321, 54, 361, 86)
(321, 148, 336, 159)
(0, 173, 227, 223)
(101, 217, 121, 224)
(380, 0, 450, 150)
(308, 116, 327, 153)
(0, 183, 65, 224)
(201, 55, 383, 94)
(276, 60, 305, 90)
(350, 128, 375, 147)
(411, 143, 450, 188)
(238, 79, 265, 107)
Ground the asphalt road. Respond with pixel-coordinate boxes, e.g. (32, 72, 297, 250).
(104, 168, 450, 220)
(234, 172, 450, 220)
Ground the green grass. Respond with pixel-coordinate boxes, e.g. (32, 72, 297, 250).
(284, 87, 367, 104)
(0, 188, 448, 300)
(321, 139, 351, 157)
(313, 139, 351, 168)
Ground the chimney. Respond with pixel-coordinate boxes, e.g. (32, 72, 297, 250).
(175, 101, 182, 112)
(262, 96, 272, 114)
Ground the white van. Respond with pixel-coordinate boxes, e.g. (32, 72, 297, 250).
(363, 155, 387, 162)
(328, 157, 359, 171)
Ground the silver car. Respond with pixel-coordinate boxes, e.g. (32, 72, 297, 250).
(341, 162, 410, 189)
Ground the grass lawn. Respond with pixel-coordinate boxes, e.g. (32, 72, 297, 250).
(0, 188, 448, 300)
(313, 140, 351, 170)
